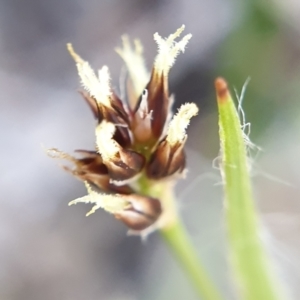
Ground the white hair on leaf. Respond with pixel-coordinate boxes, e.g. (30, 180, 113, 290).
(166, 103, 199, 146)
(154, 25, 192, 75)
(69, 182, 129, 216)
(95, 121, 119, 162)
(67, 43, 112, 107)
(115, 36, 149, 100)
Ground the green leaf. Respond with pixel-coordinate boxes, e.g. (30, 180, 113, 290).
(215, 77, 286, 300)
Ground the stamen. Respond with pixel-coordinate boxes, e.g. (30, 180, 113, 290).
(153, 25, 192, 75)
(67, 43, 111, 107)
(95, 121, 119, 161)
(166, 103, 199, 146)
(69, 182, 129, 216)
(116, 36, 149, 99)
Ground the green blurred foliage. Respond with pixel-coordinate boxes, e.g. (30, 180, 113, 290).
(217, 1, 300, 138)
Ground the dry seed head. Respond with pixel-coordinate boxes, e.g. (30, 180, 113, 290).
(154, 25, 192, 75)
(67, 43, 112, 107)
(166, 103, 199, 146)
(69, 182, 129, 216)
(51, 27, 197, 234)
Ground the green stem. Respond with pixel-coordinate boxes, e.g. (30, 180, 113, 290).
(138, 175, 224, 300)
(160, 222, 224, 300)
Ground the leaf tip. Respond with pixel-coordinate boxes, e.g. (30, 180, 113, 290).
(215, 77, 229, 103)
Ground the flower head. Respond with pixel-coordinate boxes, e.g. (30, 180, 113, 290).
(49, 25, 198, 234)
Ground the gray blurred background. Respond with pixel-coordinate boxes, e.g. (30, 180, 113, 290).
(1, 0, 300, 299)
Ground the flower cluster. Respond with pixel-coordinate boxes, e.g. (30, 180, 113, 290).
(49, 25, 198, 235)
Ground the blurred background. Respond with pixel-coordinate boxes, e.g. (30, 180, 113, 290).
(1, 0, 300, 299)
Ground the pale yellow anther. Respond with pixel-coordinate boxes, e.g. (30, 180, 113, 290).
(154, 25, 192, 75)
(115, 36, 149, 100)
(69, 182, 129, 216)
(67, 43, 111, 107)
(95, 121, 120, 162)
(166, 103, 199, 146)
